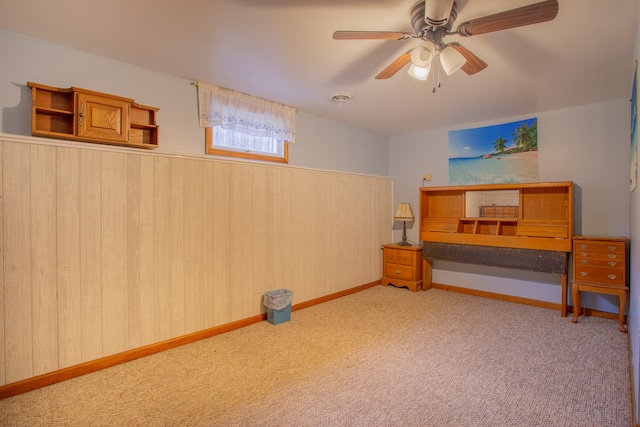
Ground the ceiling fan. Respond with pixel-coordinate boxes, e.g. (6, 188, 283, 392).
(333, 0, 559, 90)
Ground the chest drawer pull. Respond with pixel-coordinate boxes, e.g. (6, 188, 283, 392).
(608, 246, 617, 251)
(580, 259, 588, 265)
(608, 254, 617, 259)
(608, 261, 618, 267)
(394, 269, 401, 275)
(580, 271, 588, 277)
(608, 274, 617, 280)
(388, 255, 394, 259)
(579, 244, 588, 249)
(402, 256, 407, 261)
(580, 252, 588, 256)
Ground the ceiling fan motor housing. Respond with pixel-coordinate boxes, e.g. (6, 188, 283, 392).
(422, 0, 456, 27)
(412, 0, 458, 34)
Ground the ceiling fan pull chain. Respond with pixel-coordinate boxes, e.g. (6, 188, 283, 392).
(432, 53, 441, 93)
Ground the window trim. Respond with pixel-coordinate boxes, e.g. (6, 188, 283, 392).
(204, 127, 289, 164)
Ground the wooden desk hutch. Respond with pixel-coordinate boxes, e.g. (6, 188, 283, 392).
(419, 181, 574, 316)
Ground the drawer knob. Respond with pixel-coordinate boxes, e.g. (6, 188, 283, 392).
(580, 272, 588, 277)
(608, 246, 617, 251)
(608, 261, 618, 267)
(394, 269, 401, 275)
(388, 255, 394, 259)
(579, 244, 588, 249)
(608, 254, 617, 259)
(580, 259, 588, 265)
(402, 256, 407, 261)
(608, 274, 617, 280)
(580, 252, 588, 256)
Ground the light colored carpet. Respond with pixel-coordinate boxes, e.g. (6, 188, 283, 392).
(0, 286, 632, 426)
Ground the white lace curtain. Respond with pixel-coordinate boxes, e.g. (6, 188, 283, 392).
(197, 82, 296, 143)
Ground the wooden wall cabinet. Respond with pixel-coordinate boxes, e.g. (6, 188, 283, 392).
(420, 181, 573, 252)
(28, 82, 159, 149)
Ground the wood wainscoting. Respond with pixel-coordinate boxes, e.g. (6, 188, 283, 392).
(0, 134, 392, 392)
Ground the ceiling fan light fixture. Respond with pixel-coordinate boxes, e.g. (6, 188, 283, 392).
(410, 43, 435, 68)
(439, 45, 466, 75)
(408, 63, 430, 80)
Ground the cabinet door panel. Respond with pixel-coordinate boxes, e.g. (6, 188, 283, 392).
(77, 93, 130, 143)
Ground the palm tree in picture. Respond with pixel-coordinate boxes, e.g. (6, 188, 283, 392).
(493, 136, 508, 154)
(511, 120, 538, 152)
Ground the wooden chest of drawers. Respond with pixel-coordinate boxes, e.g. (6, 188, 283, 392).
(571, 236, 629, 332)
(381, 244, 423, 292)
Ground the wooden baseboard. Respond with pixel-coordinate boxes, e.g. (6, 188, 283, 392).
(432, 282, 627, 322)
(0, 280, 380, 400)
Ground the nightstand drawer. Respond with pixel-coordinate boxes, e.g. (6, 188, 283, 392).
(383, 248, 413, 266)
(574, 241, 625, 254)
(575, 258, 622, 268)
(575, 250, 624, 261)
(574, 266, 625, 286)
(384, 263, 414, 281)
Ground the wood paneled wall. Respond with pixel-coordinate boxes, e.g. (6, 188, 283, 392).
(0, 136, 392, 386)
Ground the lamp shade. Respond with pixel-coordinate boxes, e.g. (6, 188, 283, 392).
(410, 43, 435, 68)
(439, 45, 466, 76)
(393, 203, 414, 222)
(408, 63, 430, 80)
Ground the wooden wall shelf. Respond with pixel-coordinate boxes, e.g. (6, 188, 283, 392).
(28, 82, 159, 149)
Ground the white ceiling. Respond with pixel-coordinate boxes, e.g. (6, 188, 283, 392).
(0, 0, 637, 136)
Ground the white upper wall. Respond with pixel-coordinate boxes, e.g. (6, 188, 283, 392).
(0, 27, 388, 177)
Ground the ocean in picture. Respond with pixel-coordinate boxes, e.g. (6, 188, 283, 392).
(448, 118, 539, 185)
(449, 152, 539, 185)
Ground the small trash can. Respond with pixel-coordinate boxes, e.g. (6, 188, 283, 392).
(263, 289, 293, 325)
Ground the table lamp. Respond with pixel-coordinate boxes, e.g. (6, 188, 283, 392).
(394, 203, 414, 246)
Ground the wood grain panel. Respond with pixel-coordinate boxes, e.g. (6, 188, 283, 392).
(126, 154, 141, 349)
(31, 144, 58, 375)
(79, 149, 103, 362)
(203, 162, 216, 327)
(211, 162, 231, 325)
(184, 159, 205, 332)
(170, 158, 185, 336)
(3, 142, 33, 383)
(137, 156, 156, 345)
(56, 147, 82, 369)
(101, 151, 129, 356)
(228, 164, 244, 321)
(151, 156, 172, 344)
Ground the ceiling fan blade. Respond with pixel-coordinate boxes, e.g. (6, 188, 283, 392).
(455, 0, 559, 37)
(333, 31, 414, 41)
(448, 42, 487, 75)
(375, 50, 412, 79)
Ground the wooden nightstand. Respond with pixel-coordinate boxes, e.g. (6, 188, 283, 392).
(571, 236, 629, 333)
(381, 244, 423, 292)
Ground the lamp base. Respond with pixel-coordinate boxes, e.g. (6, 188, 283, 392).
(397, 221, 411, 246)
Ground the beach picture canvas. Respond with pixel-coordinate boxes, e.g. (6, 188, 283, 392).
(448, 118, 539, 185)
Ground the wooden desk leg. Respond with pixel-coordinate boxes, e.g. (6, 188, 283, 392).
(561, 273, 568, 317)
(618, 290, 628, 333)
(423, 258, 432, 291)
(571, 282, 581, 324)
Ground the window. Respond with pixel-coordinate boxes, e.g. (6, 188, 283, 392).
(197, 82, 295, 163)
(204, 127, 289, 163)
